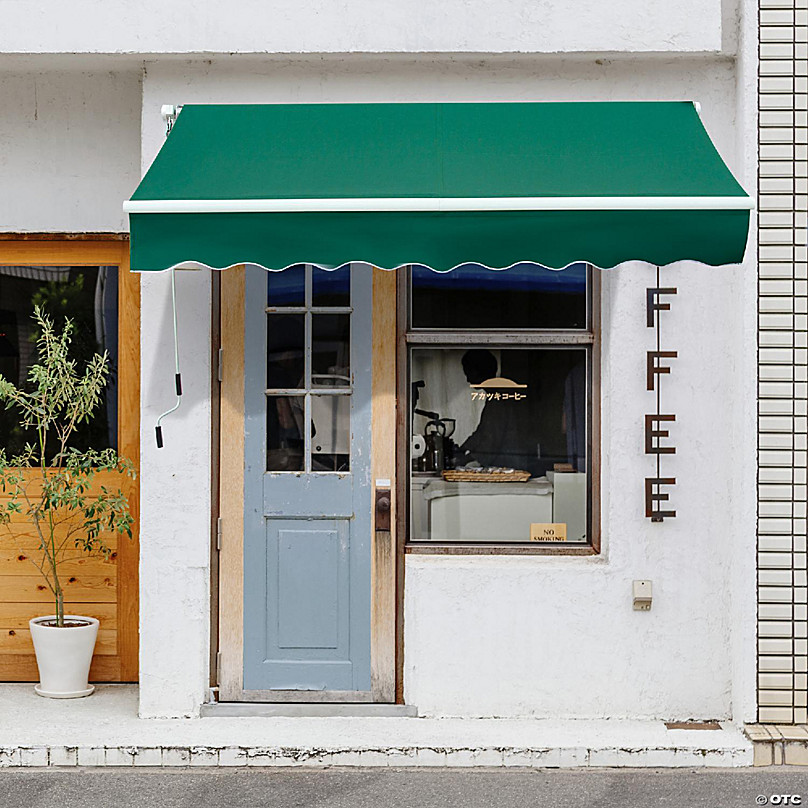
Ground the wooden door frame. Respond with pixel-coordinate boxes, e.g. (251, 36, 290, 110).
(217, 266, 398, 702)
(0, 234, 140, 681)
(218, 267, 245, 700)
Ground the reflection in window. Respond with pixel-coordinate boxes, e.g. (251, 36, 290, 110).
(312, 265, 350, 308)
(267, 314, 305, 390)
(266, 395, 305, 471)
(411, 262, 587, 330)
(312, 314, 350, 387)
(267, 264, 306, 307)
(311, 394, 350, 472)
(410, 347, 587, 543)
(0, 265, 118, 455)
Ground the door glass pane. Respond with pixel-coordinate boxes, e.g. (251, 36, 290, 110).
(410, 346, 587, 543)
(312, 265, 350, 308)
(311, 394, 350, 472)
(267, 394, 304, 471)
(267, 314, 305, 390)
(312, 314, 350, 388)
(267, 264, 305, 307)
(410, 263, 587, 330)
(0, 265, 119, 455)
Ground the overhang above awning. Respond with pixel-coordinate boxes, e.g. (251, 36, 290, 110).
(124, 101, 752, 272)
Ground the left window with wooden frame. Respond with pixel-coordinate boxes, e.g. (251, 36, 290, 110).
(0, 237, 140, 682)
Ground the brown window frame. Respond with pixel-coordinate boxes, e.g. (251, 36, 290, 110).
(397, 265, 601, 556)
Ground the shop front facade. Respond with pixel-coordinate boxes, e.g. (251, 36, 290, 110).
(130, 95, 754, 722)
(0, 0, 771, 730)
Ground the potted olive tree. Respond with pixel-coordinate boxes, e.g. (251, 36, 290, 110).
(0, 308, 134, 698)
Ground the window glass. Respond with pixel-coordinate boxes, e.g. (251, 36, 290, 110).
(312, 314, 350, 388)
(410, 346, 587, 544)
(312, 265, 351, 308)
(267, 264, 306, 307)
(266, 394, 304, 471)
(0, 265, 118, 455)
(410, 262, 587, 330)
(267, 314, 305, 390)
(265, 264, 353, 473)
(311, 394, 350, 472)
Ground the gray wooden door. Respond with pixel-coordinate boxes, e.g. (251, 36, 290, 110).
(242, 264, 373, 696)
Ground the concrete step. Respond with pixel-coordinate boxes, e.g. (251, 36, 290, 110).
(0, 685, 754, 769)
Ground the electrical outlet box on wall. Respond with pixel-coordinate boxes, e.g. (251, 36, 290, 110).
(633, 580, 653, 611)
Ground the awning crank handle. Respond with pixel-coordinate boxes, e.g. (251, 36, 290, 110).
(155, 267, 183, 448)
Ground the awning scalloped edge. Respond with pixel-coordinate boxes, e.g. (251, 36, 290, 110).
(130, 259, 743, 273)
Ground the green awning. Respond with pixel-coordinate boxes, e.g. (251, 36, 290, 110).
(125, 101, 752, 271)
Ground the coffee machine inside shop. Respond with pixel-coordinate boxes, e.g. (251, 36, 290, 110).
(411, 380, 457, 473)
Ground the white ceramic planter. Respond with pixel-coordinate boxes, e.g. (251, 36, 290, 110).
(29, 615, 99, 699)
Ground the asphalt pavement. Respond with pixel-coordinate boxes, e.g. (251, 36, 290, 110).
(4, 767, 808, 808)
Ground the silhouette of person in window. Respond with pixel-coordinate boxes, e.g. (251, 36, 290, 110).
(458, 348, 586, 477)
(457, 349, 542, 474)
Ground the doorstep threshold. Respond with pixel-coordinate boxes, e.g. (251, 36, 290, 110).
(201, 702, 418, 718)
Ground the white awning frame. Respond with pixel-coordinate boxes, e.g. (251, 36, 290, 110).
(124, 195, 755, 215)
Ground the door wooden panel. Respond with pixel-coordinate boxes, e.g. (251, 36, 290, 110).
(276, 524, 343, 651)
(0, 238, 139, 682)
(258, 519, 355, 688)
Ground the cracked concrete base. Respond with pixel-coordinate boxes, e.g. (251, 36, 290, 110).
(0, 685, 753, 768)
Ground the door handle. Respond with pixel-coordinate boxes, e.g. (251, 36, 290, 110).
(375, 489, 391, 532)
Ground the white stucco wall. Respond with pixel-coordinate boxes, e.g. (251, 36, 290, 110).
(138, 270, 213, 719)
(0, 70, 140, 233)
(406, 258, 754, 719)
(133, 54, 757, 719)
(730, 0, 760, 728)
(0, 0, 729, 57)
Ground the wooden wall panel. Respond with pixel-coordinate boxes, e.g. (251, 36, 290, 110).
(116, 248, 140, 681)
(217, 266, 245, 699)
(370, 268, 397, 702)
(0, 239, 139, 682)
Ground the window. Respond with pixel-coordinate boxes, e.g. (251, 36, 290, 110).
(266, 265, 352, 472)
(0, 265, 119, 455)
(406, 263, 597, 549)
(410, 263, 587, 330)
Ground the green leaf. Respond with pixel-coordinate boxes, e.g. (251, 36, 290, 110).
(0, 309, 135, 591)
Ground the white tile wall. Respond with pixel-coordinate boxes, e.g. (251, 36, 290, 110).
(759, 0, 808, 723)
